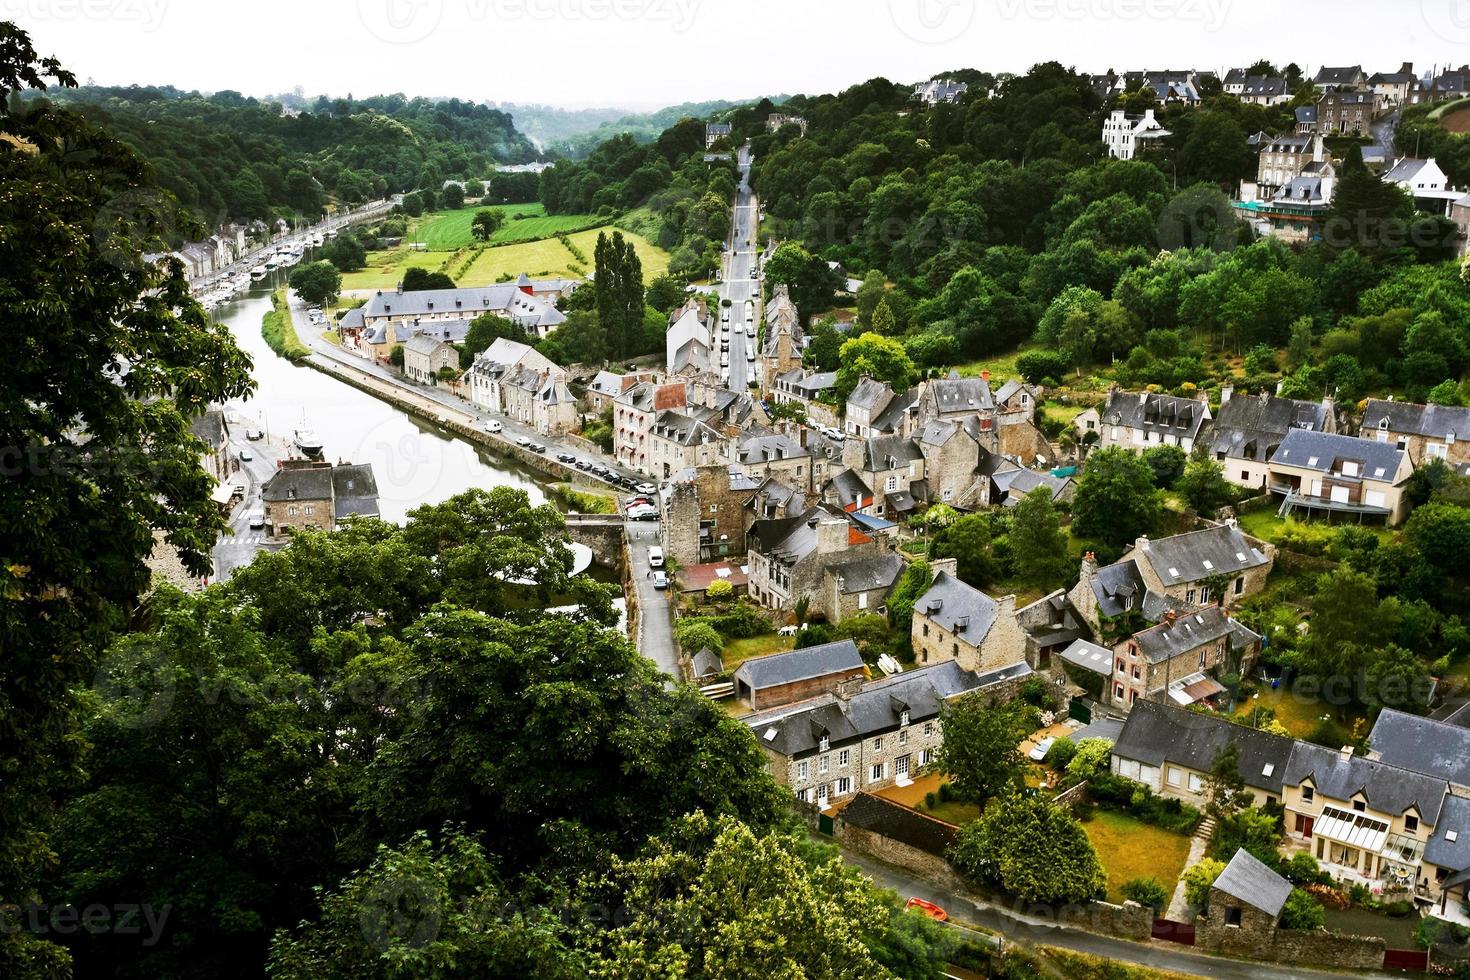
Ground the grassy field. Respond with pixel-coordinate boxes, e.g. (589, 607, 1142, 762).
(1231, 685, 1364, 742)
(1080, 809, 1193, 904)
(1237, 510, 1394, 547)
(260, 288, 308, 361)
(341, 225, 669, 292)
(720, 633, 794, 672)
(414, 203, 599, 249)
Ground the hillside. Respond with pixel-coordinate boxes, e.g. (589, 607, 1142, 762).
(544, 95, 791, 158)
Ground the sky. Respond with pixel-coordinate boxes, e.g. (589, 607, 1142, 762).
(9, 0, 1470, 110)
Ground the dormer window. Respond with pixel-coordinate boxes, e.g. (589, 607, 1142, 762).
(900, 711, 910, 727)
(1353, 799, 1366, 813)
(819, 736, 829, 752)
(1405, 813, 1420, 833)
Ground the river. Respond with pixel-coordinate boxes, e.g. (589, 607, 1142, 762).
(215, 278, 555, 524)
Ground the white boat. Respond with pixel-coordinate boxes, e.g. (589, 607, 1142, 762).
(293, 428, 323, 459)
(250, 265, 269, 281)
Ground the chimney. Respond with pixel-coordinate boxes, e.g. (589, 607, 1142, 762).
(834, 676, 865, 701)
(1220, 383, 1233, 406)
(1135, 535, 1150, 553)
(1339, 744, 1355, 761)
(1163, 610, 1178, 628)
(929, 557, 959, 582)
(980, 369, 991, 382)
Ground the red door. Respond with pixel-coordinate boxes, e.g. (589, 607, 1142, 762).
(1295, 814, 1314, 839)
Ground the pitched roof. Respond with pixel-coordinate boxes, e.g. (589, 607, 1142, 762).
(1210, 393, 1332, 461)
(1270, 429, 1406, 481)
(914, 571, 1000, 643)
(1362, 399, 1470, 441)
(1133, 524, 1271, 587)
(589, 370, 625, 397)
(1213, 849, 1293, 917)
(828, 552, 906, 594)
(691, 646, 724, 679)
(1102, 390, 1209, 439)
(189, 408, 228, 445)
(262, 464, 335, 502)
(871, 387, 919, 434)
(1426, 794, 1470, 872)
(1113, 700, 1294, 794)
(332, 464, 380, 519)
(1131, 606, 1236, 665)
(1284, 741, 1447, 827)
(403, 332, 451, 356)
(1313, 65, 1363, 85)
(1367, 709, 1470, 791)
(848, 377, 895, 413)
(838, 793, 958, 857)
(733, 639, 864, 691)
(861, 434, 924, 471)
(927, 376, 994, 413)
(1058, 639, 1114, 677)
(361, 285, 563, 329)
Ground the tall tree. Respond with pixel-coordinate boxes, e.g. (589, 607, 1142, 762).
(1072, 448, 1162, 548)
(935, 697, 1032, 805)
(833, 331, 916, 402)
(949, 796, 1105, 905)
(594, 230, 644, 358)
(0, 23, 254, 975)
(287, 260, 342, 307)
(1008, 488, 1073, 588)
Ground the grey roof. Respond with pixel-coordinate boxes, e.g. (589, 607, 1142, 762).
(826, 469, 872, 509)
(1058, 639, 1114, 677)
(1314, 66, 1364, 85)
(403, 332, 451, 356)
(745, 659, 1031, 757)
(838, 793, 958, 856)
(861, 434, 924, 471)
(1426, 795, 1470, 872)
(1072, 716, 1125, 744)
(691, 646, 724, 679)
(262, 465, 334, 502)
(653, 410, 725, 448)
(589, 370, 624, 397)
(1102, 390, 1209, 441)
(992, 465, 1071, 505)
(870, 387, 918, 434)
(706, 122, 732, 134)
(334, 462, 381, 520)
(915, 571, 1000, 643)
(1270, 429, 1406, 481)
(848, 377, 895, 414)
(994, 379, 1026, 404)
(1367, 709, 1470, 790)
(1362, 399, 1470, 441)
(1295, 106, 1318, 124)
(828, 552, 906, 594)
(794, 371, 838, 395)
(1090, 559, 1149, 618)
(733, 639, 864, 692)
(1284, 741, 1447, 827)
(1134, 524, 1271, 587)
(1131, 606, 1237, 665)
(738, 431, 808, 464)
(927, 376, 994, 413)
(361, 285, 564, 329)
(189, 408, 228, 446)
(1240, 76, 1287, 97)
(1385, 158, 1433, 184)
(1210, 393, 1332, 462)
(1213, 849, 1293, 917)
(1113, 700, 1294, 795)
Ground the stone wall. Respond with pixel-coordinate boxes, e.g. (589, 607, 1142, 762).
(806, 401, 840, 431)
(837, 823, 965, 889)
(1055, 901, 1153, 942)
(1262, 929, 1385, 971)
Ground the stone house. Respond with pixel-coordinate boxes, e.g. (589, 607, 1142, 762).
(466, 338, 564, 414)
(261, 460, 379, 539)
(746, 505, 886, 612)
(1360, 398, 1470, 469)
(501, 365, 579, 435)
(1197, 850, 1292, 951)
(1107, 606, 1260, 713)
(346, 284, 565, 345)
(816, 551, 907, 625)
(1207, 387, 1337, 490)
(1068, 551, 1190, 634)
(760, 286, 804, 391)
(1114, 523, 1276, 611)
(189, 408, 232, 484)
(770, 368, 837, 408)
(845, 377, 896, 438)
(1249, 133, 1329, 201)
(584, 369, 650, 415)
(1096, 389, 1212, 454)
(822, 468, 876, 516)
(732, 639, 866, 711)
(667, 300, 714, 377)
(989, 465, 1073, 508)
(737, 429, 816, 491)
(1318, 90, 1378, 137)
(705, 122, 732, 147)
(647, 410, 733, 479)
(841, 433, 926, 518)
(915, 420, 989, 510)
(613, 380, 688, 475)
(1267, 429, 1414, 525)
(1313, 65, 1367, 92)
(1370, 64, 1417, 106)
(402, 333, 458, 384)
(745, 659, 1032, 807)
(910, 566, 1028, 674)
(661, 464, 761, 566)
(747, 476, 807, 522)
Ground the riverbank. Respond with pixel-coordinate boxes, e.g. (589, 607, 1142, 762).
(260, 288, 309, 361)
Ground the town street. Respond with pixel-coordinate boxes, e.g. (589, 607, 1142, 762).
(625, 519, 678, 679)
(209, 420, 289, 582)
(718, 143, 760, 389)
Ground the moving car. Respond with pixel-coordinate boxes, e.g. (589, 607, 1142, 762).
(749, 268, 758, 279)
(648, 546, 665, 569)
(515, 436, 533, 447)
(635, 483, 657, 495)
(1028, 737, 1056, 763)
(556, 451, 576, 463)
(246, 429, 263, 441)
(483, 419, 503, 433)
(247, 510, 265, 530)
(904, 898, 947, 922)
(652, 570, 669, 589)
(626, 503, 658, 521)
(527, 442, 546, 454)
(238, 448, 253, 462)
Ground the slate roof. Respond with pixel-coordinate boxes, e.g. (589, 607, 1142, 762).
(589, 370, 625, 398)
(827, 469, 873, 509)
(1133, 524, 1271, 587)
(738, 431, 809, 464)
(914, 571, 1000, 643)
(1296, 106, 1318, 125)
(1213, 849, 1293, 917)
(793, 371, 838, 395)
(262, 465, 335, 502)
(332, 464, 381, 519)
(1059, 639, 1114, 677)
(927, 376, 995, 414)
(1113, 700, 1293, 795)
(1284, 741, 1448, 827)
(861, 434, 924, 471)
(1362, 399, 1470, 441)
(403, 332, 450, 356)
(992, 465, 1071, 505)
(1240, 76, 1287, 98)
(746, 659, 1031, 757)
(733, 639, 864, 692)
(691, 646, 725, 680)
(1102, 390, 1209, 441)
(1367, 709, 1470, 790)
(829, 552, 906, 594)
(653, 409, 725, 448)
(1089, 559, 1170, 620)
(1385, 158, 1434, 185)
(1210, 393, 1332, 462)
(361, 285, 563, 330)
(1426, 795, 1470, 872)
(1314, 66, 1364, 86)
(189, 408, 228, 446)
(1270, 429, 1406, 481)
(848, 377, 895, 414)
(1131, 606, 1236, 664)
(838, 793, 958, 857)
(871, 387, 919, 434)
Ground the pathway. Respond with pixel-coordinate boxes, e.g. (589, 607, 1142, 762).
(1164, 815, 1215, 921)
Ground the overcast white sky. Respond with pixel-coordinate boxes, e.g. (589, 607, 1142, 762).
(9, 0, 1470, 110)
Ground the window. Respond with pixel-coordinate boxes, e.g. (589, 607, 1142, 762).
(1116, 684, 1125, 699)
(921, 749, 934, 765)
(900, 711, 910, 727)
(1405, 814, 1420, 833)
(869, 763, 885, 783)
(838, 749, 850, 767)
(1167, 767, 1181, 787)
(795, 760, 808, 780)
(885, 476, 898, 492)
(1234, 576, 1245, 596)
(896, 755, 911, 777)
(1186, 589, 1196, 604)
(1302, 785, 1314, 803)
(1116, 658, 1126, 673)
(898, 730, 908, 746)
(287, 505, 299, 517)
(836, 777, 851, 795)
(923, 722, 935, 737)
(819, 755, 829, 775)
(819, 737, 829, 752)
(1225, 907, 1242, 928)
(922, 623, 929, 637)
(304, 505, 315, 517)
(872, 737, 882, 751)
(1188, 773, 1203, 793)
(796, 788, 809, 803)
(1353, 799, 1366, 813)
(858, 592, 868, 610)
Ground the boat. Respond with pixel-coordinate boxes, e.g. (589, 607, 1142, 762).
(250, 265, 268, 281)
(293, 428, 323, 459)
(904, 898, 947, 922)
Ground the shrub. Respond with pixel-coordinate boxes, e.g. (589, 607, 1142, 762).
(1181, 859, 1226, 910)
(1015, 350, 1069, 385)
(704, 579, 734, 602)
(1282, 852, 1329, 886)
(923, 791, 937, 809)
(1064, 739, 1114, 783)
(938, 781, 954, 803)
(1382, 899, 1415, 918)
(1120, 877, 1169, 914)
(675, 619, 724, 654)
(1279, 888, 1326, 931)
(1044, 737, 1077, 771)
(706, 600, 769, 639)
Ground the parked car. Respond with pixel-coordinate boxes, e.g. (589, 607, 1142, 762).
(746, 348, 756, 362)
(556, 451, 575, 463)
(515, 436, 532, 447)
(617, 477, 638, 490)
(627, 504, 659, 521)
(635, 483, 657, 495)
(822, 427, 845, 441)
(238, 448, 253, 462)
(652, 570, 669, 590)
(527, 442, 546, 454)
(648, 546, 665, 569)
(749, 268, 758, 279)
(1028, 737, 1056, 763)
(483, 419, 503, 433)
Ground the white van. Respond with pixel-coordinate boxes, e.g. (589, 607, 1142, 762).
(648, 546, 665, 569)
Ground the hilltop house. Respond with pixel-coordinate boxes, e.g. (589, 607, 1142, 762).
(1370, 64, 1417, 106)
(1095, 389, 1212, 454)
(1208, 387, 1337, 490)
(913, 78, 968, 104)
(1102, 108, 1171, 161)
(1267, 429, 1414, 524)
(745, 658, 1033, 807)
(1383, 158, 1460, 216)
(1318, 90, 1378, 137)
(705, 122, 732, 147)
(1313, 65, 1367, 91)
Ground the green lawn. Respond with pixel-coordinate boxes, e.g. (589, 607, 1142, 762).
(1232, 686, 1363, 743)
(414, 203, 599, 249)
(919, 800, 982, 826)
(720, 634, 794, 672)
(1043, 403, 1086, 425)
(1237, 510, 1395, 548)
(952, 347, 1031, 381)
(1081, 809, 1194, 904)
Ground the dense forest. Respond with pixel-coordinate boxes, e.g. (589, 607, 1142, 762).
(539, 95, 790, 158)
(24, 85, 540, 228)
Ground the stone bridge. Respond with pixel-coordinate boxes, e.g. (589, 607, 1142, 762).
(564, 514, 629, 568)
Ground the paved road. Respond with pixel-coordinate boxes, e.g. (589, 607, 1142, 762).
(209, 420, 290, 581)
(625, 519, 677, 679)
(1370, 107, 1399, 161)
(719, 144, 760, 389)
(837, 846, 1401, 980)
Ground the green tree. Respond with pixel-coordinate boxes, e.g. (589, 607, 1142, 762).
(1007, 488, 1072, 588)
(594, 230, 644, 358)
(0, 28, 254, 973)
(1143, 444, 1188, 488)
(644, 273, 687, 314)
(389, 343, 405, 367)
(1180, 858, 1227, 910)
(1328, 144, 1418, 259)
(460, 312, 530, 366)
(1064, 738, 1115, 783)
(676, 619, 725, 653)
(1364, 644, 1433, 713)
(930, 514, 998, 588)
(763, 241, 840, 323)
(401, 266, 455, 291)
(1279, 888, 1326, 931)
(441, 183, 465, 209)
(870, 296, 897, 336)
(471, 207, 505, 241)
(1121, 877, 1169, 914)
(1177, 456, 1235, 514)
(834, 331, 916, 402)
(538, 309, 606, 366)
(935, 698, 1031, 805)
(855, 268, 887, 326)
(1286, 315, 1314, 369)
(1071, 448, 1162, 548)
(806, 315, 844, 371)
(463, 178, 484, 197)
(1304, 568, 1397, 682)
(948, 796, 1105, 905)
(288, 260, 342, 307)
(1211, 807, 1283, 869)
(324, 231, 366, 272)
(1204, 742, 1249, 819)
